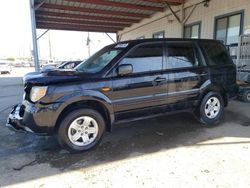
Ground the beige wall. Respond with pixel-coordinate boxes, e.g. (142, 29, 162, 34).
(118, 0, 250, 41)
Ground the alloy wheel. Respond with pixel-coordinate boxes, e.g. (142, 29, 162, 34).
(68, 116, 99, 146)
(204, 97, 221, 119)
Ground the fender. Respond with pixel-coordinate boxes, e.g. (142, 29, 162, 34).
(42, 88, 114, 129)
(56, 89, 114, 114)
(198, 80, 227, 106)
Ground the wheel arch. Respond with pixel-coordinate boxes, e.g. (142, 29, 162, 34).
(55, 99, 114, 133)
(199, 84, 228, 107)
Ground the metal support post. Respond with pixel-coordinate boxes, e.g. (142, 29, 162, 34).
(30, 0, 40, 71)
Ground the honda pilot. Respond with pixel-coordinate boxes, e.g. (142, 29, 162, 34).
(7, 39, 238, 153)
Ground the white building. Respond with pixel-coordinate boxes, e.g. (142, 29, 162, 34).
(118, 0, 250, 47)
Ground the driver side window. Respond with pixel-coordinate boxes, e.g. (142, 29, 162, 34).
(119, 43, 163, 74)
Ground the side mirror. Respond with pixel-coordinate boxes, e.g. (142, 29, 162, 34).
(117, 64, 133, 76)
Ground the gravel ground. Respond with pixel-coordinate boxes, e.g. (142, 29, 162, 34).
(0, 68, 250, 188)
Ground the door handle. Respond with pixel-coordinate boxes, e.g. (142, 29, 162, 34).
(154, 77, 167, 83)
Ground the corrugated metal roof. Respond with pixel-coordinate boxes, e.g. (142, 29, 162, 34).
(35, 0, 184, 33)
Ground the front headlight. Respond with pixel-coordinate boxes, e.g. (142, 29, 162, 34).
(30, 86, 48, 102)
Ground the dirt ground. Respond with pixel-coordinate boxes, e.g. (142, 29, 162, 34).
(0, 69, 250, 188)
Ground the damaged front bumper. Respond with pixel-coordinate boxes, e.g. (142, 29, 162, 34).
(6, 100, 60, 135)
(6, 104, 34, 133)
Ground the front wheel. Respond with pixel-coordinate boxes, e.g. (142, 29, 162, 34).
(57, 108, 106, 153)
(196, 92, 224, 126)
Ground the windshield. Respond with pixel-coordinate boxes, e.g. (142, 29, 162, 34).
(75, 46, 122, 73)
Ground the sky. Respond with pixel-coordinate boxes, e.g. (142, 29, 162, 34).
(0, 0, 116, 61)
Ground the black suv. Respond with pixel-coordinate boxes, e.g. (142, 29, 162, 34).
(7, 39, 238, 152)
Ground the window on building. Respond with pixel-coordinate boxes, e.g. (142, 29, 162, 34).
(166, 43, 198, 69)
(153, 31, 165, 38)
(119, 43, 163, 74)
(184, 22, 201, 39)
(215, 12, 243, 45)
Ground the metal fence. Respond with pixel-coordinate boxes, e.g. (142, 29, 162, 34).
(228, 34, 250, 82)
(236, 34, 250, 71)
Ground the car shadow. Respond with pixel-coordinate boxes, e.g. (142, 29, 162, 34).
(35, 109, 250, 170)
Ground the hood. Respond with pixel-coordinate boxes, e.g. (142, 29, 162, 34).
(23, 69, 91, 85)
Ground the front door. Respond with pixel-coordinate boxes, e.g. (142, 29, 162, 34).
(110, 42, 167, 120)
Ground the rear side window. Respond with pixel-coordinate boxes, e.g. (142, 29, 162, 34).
(200, 41, 231, 66)
(119, 43, 163, 74)
(166, 43, 197, 69)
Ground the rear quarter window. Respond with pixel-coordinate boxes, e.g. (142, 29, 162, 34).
(200, 41, 232, 66)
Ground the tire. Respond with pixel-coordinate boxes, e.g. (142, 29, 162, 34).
(196, 92, 224, 126)
(57, 108, 106, 153)
(242, 90, 250, 103)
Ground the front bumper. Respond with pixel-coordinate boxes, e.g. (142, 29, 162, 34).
(6, 104, 34, 133)
(6, 101, 59, 135)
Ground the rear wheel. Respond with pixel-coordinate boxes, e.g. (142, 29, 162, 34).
(196, 92, 224, 126)
(57, 108, 106, 153)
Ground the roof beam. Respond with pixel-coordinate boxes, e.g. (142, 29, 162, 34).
(37, 22, 119, 32)
(36, 17, 130, 28)
(36, 11, 139, 24)
(37, 23, 117, 33)
(144, 0, 185, 5)
(34, 0, 45, 10)
(65, 0, 164, 12)
(39, 3, 151, 18)
(105, 33, 116, 43)
(165, 2, 181, 23)
(37, 29, 49, 40)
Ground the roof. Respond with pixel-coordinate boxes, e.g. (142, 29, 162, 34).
(91, 38, 221, 54)
(107, 38, 221, 47)
(35, 0, 185, 33)
(119, 38, 220, 43)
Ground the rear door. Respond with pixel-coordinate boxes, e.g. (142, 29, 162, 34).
(164, 41, 207, 109)
(110, 42, 167, 120)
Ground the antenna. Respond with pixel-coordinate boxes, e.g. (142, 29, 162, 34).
(87, 32, 91, 57)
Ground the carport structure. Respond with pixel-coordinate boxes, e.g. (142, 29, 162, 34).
(30, 0, 185, 71)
